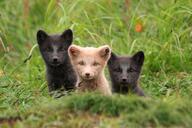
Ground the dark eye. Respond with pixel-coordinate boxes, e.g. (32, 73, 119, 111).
(59, 46, 65, 51)
(93, 61, 100, 66)
(114, 67, 122, 72)
(45, 47, 52, 52)
(78, 61, 85, 66)
(127, 68, 135, 72)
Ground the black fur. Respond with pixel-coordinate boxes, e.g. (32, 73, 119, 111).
(107, 51, 145, 96)
(37, 29, 77, 92)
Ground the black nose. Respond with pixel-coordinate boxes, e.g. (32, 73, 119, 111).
(85, 73, 90, 77)
(122, 78, 127, 82)
(53, 57, 58, 62)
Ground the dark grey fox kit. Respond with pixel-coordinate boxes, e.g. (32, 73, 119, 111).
(37, 29, 77, 92)
(107, 51, 145, 96)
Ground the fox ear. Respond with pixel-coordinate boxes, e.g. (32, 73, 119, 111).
(99, 45, 111, 60)
(68, 45, 80, 57)
(61, 29, 73, 45)
(37, 30, 48, 45)
(108, 52, 117, 65)
(132, 51, 144, 66)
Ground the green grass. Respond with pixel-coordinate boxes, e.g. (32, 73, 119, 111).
(0, 0, 192, 127)
(1, 93, 192, 127)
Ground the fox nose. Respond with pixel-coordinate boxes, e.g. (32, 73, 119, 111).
(53, 57, 58, 62)
(122, 78, 127, 82)
(85, 73, 90, 77)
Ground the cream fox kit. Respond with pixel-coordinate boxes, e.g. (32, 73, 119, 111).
(68, 45, 112, 95)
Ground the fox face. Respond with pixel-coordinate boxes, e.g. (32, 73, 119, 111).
(68, 45, 111, 81)
(37, 29, 73, 67)
(108, 51, 144, 87)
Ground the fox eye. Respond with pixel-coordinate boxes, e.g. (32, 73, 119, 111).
(114, 67, 122, 72)
(45, 47, 52, 52)
(59, 46, 65, 51)
(78, 61, 85, 66)
(93, 61, 100, 66)
(127, 68, 135, 72)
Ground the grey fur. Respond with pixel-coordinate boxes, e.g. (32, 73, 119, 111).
(107, 51, 145, 96)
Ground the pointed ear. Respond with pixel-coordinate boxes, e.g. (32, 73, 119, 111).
(108, 52, 117, 65)
(37, 30, 48, 45)
(98, 45, 111, 60)
(132, 51, 145, 66)
(61, 29, 73, 45)
(68, 45, 80, 58)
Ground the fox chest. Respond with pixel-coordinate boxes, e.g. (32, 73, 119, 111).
(77, 81, 98, 91)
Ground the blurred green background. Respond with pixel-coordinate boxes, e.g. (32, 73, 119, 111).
(0, 0, 192, 127)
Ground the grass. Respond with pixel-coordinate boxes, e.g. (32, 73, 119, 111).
(0, 0, 192, 127)
(1, 93, 192, 127)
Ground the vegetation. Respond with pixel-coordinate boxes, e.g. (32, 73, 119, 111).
(0, 0, 192, 127)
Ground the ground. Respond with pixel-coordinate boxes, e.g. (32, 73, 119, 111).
(0, 0, 192, 127)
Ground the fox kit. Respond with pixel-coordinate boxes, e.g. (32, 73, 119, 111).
(68, 45, 112, 95)
(37, 29, 77, 93)
(107, 51, 145, 96)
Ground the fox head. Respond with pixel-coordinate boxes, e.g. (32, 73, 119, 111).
(37, 29, 73, 67)
(68, 45, 111, 81)
(107, 51, 144, 86)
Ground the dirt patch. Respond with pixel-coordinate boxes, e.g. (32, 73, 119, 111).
(0, 116, 22, 126)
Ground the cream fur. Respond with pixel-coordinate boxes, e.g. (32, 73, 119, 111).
(68, 45, 112, 95)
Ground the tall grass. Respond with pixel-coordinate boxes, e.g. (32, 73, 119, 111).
(0, 0, 192, 127)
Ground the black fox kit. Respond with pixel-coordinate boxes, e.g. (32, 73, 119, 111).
(107, 51, 145, 96)
(36, 29, 77, 93)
